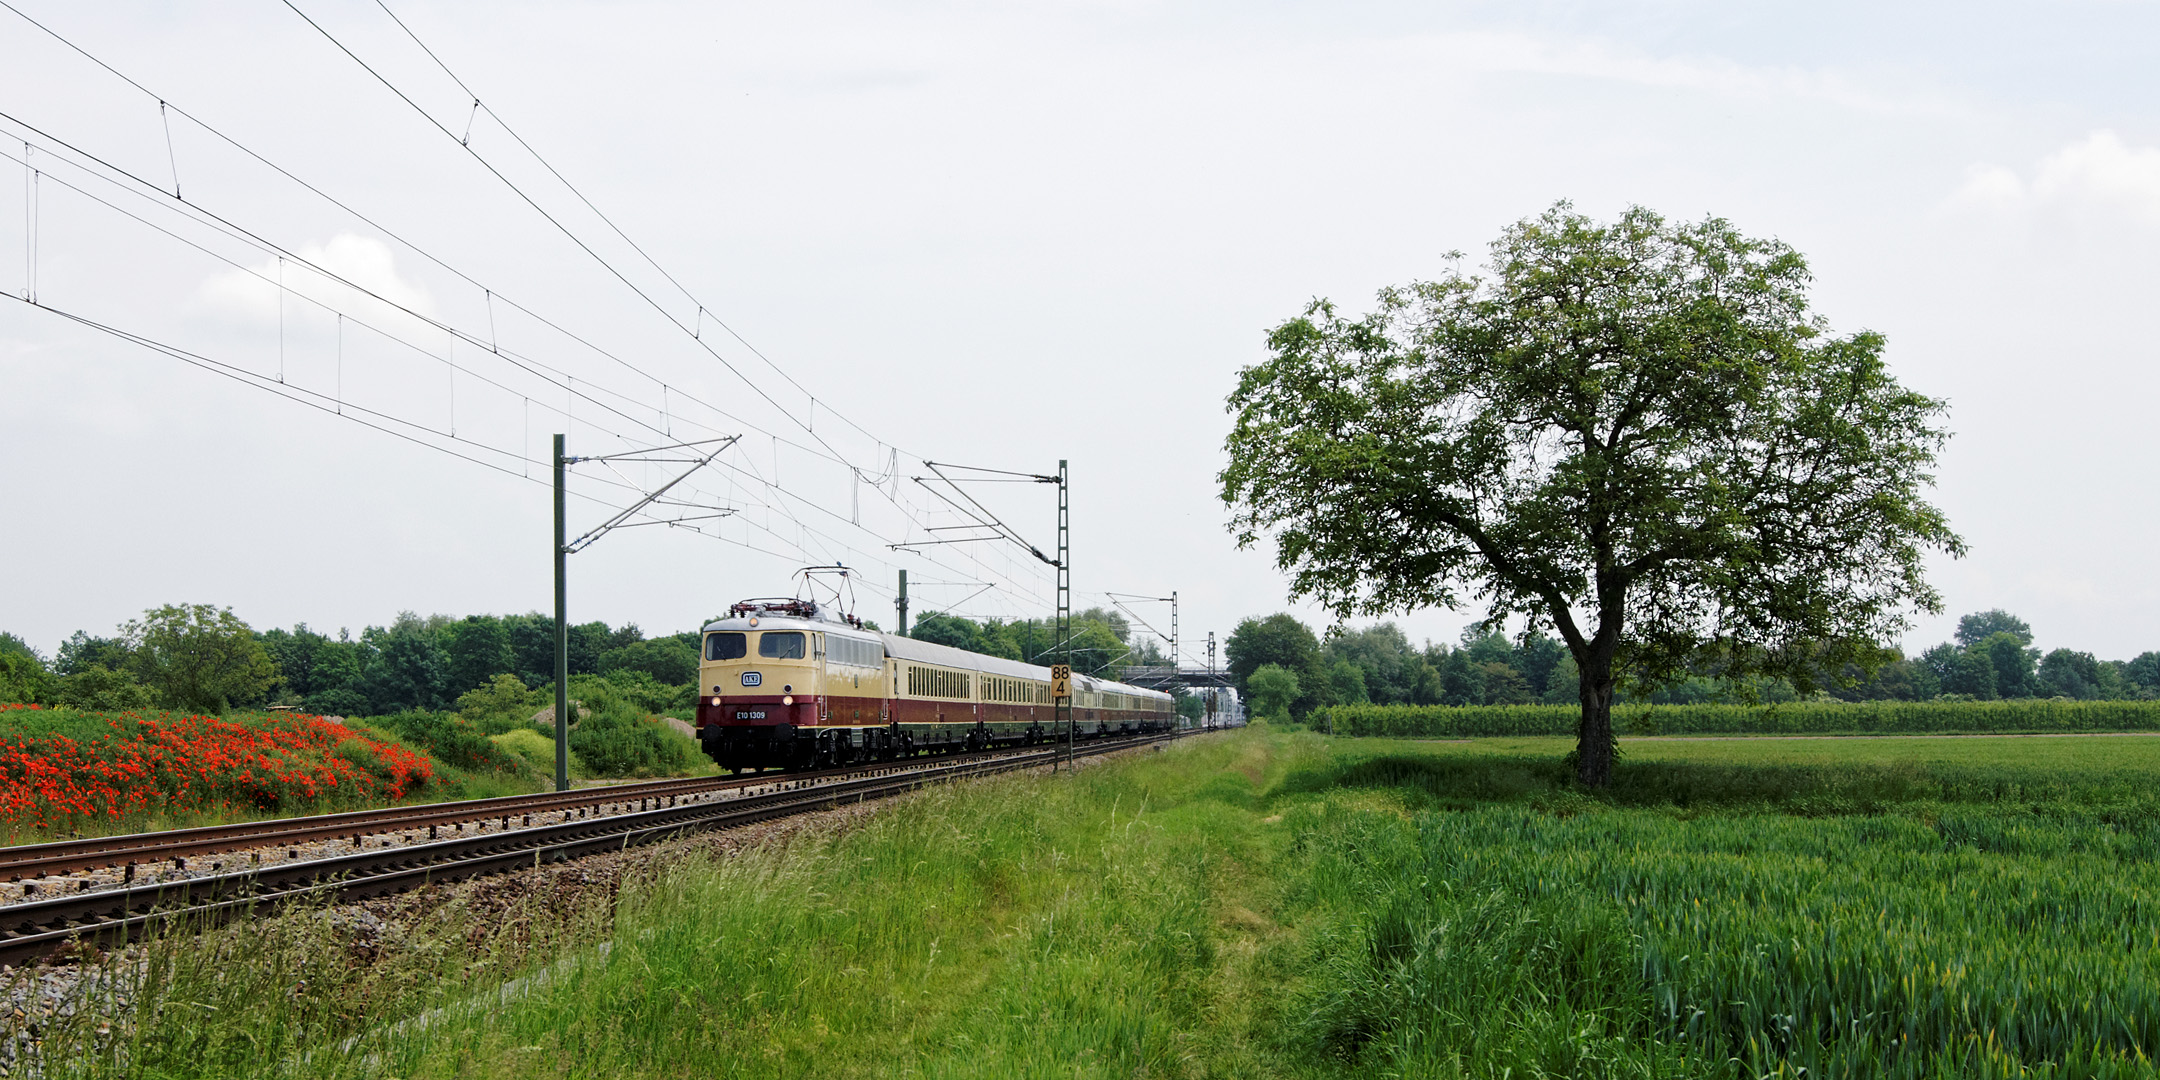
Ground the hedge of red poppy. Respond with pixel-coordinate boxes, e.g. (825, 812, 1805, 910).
(0, 704, 435, 830)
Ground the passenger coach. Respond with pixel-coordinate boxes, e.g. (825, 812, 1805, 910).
(694, 597, 1176, 771)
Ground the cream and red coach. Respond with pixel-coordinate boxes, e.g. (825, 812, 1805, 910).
(694, 597, 1177, 771)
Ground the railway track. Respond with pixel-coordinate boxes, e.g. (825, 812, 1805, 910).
(0, 732, 1185, 967)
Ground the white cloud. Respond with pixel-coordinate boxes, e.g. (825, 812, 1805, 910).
(1949, 131, 2160, 225)
(2033, 131, 2160, 222)
(198, 233, 434, 324)
(1945, 163, 2027, 213)
(1378, 30, 1968, 119)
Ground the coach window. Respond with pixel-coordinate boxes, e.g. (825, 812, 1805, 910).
(758, 631, 807, 660)
(706, 632, 747, 661)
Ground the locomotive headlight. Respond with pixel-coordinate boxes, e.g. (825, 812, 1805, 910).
(783, 695, 795, 706)
(711, 696, 722, 706)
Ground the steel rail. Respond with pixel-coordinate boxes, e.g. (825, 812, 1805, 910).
(0, 737, 1131, 880)
(0, 732, 1186, 967)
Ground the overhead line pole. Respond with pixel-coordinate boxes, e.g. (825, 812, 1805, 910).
(1058, 459, 1071, 774)
(546, 439, 578, 793)
(552, 431, 737, 791)
(886, 456, 1069, 768)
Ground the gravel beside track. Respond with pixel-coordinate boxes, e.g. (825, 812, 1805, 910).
(0, 733, 1183, 969)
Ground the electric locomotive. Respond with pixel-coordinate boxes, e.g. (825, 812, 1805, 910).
(694, 596, 1176, 772)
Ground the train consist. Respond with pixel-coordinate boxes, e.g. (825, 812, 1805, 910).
(694, 596, 1180, 772)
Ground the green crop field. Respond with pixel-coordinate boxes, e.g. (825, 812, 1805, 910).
(24, 727, 2160, 1078)
(1322, 698, 2160, 738)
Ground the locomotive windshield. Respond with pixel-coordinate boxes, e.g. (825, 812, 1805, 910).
(757, 631, 807, 659)
(705, 632, 747, 661)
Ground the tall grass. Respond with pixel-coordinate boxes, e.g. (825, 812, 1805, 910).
(1323, 698, 2160, 737)
(370, 759, 1256, 1078)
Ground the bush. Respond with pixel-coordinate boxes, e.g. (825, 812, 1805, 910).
(457, 673, 542, 734)
(490, 728, 583, 778)
(457, 673, 538, 719)
(570, 670, 680, 715)
(380, 710, 523, 773)
(51, 664, 156, 711)
(302, 687, 370, 718)
(569, 705, 698, 778)
(1318, 699, 2160, 738)
(1249, 664, 1301, 723)
(0, 652, 51, 706)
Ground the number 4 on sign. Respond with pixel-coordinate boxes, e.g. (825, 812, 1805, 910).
(1050, 664, 1072, 700)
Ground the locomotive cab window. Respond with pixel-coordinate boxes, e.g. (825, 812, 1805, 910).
(757, 631, 807, 659)
(705, 632, 747, 661)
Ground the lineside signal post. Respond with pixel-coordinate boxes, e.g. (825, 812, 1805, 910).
(1051, 662, 1072, 773)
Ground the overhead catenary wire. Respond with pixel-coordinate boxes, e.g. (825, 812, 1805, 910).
(365, 0, 892, 454)
(0, 112, 686, 450)
(4, 292, 877, 570)
(0, 4, 1053, 607)
(277, 1, 1003, 566)
(0, 3, 1062, 617)
(277, 0, 874, 475)
(0, 2, 870, 479)
(2, 207, 1030, 608)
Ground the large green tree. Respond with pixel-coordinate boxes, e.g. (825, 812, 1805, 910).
(260, 624, 363, 702)
(1321, 623, 1424, 705)
(1224, 614, 1325, 716)
(54, 631, 129, 676)
(442, 616, 517, 696)
(1222, 204, 1962, 785)
(122, 604, 281, 713)
(1956, 610, 2031, 649)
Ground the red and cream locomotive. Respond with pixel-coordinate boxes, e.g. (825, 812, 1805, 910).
(694, 596, 1177, 772)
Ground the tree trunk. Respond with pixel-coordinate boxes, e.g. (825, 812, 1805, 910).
(1576, 653, 1618, 787)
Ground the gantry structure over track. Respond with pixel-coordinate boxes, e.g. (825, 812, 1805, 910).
(1117, 666, 1238, 691)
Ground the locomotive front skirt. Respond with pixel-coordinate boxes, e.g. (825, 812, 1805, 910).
(694, 598, 1179, 771)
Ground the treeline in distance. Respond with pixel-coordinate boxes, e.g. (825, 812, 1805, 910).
(1220, 609, 2160, 722)
(0, 603, 1183, 718)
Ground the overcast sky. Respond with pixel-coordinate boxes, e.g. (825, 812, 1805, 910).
(2, 1, 2156, 665)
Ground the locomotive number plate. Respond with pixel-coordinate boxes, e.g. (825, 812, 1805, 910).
(737, 710, 766, 720)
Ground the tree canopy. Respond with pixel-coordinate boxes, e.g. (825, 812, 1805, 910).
(1956, 610, 2032, 648)
(1222, 203, 1963, 784)
(122, 604, 281, 714)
